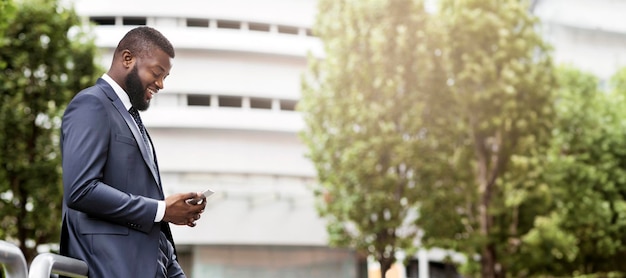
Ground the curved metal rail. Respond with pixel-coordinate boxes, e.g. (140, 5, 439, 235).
(0, 240, 28, 278)
(28, 253, 88, 278)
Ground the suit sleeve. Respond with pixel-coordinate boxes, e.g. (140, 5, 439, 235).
(61, 92, 157, 233)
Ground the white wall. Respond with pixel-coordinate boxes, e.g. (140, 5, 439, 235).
(535, 0, 626, 80)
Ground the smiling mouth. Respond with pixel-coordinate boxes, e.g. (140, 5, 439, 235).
(147, 88, 157, 99)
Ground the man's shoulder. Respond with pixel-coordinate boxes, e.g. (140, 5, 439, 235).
(70, 79, 115, 104)
(66, 84, 113, 112)
(77, 79, 110, 97)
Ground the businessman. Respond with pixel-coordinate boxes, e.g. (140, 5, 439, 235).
(60, 26, 205, 277)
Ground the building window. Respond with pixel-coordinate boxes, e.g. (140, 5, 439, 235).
(89, 16, 115, 25)
(88, 15, 317, 37)
(280, 100, 298, 111)
(188, 95, 212, 106)
(278, 25, 299, 35)
(123, 17, 147, 26)
(218, 96, 241, 108)
(248, 22, 271, 32)
(217, 20, 240, 30)
(187, 18, 209, 28)
(250, 97, 273, 109)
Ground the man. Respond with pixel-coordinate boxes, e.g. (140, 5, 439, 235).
(60, 26, 205, 277)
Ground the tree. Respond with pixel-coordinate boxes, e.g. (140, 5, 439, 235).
(0, 0, 15, 69)
(519, 66, 626, 276)
(416, 0, 556, 277)
(300, 0, 445, 276)
(0, 0, 99, 262)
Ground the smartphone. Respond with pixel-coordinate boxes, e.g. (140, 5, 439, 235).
(186, 189, 214, 205)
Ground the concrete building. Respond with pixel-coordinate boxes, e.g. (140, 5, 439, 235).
(534, 0, 626, 82)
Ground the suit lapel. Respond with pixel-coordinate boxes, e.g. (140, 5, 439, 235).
(97, 79, 162, 187)
(146, 133, 163, 187)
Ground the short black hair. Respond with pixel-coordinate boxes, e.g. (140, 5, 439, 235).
(115, 26, 175, 58)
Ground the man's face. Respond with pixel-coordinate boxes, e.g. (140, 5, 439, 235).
(125, 48, 172, 111)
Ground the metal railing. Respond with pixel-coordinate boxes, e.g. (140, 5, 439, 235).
(0, 240, 28, 278)
(28, 253, 88, 278)
(0, 240, 88, 278)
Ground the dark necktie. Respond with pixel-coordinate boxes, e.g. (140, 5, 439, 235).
(129, 107, 150, 147)
(128, 107, 156, 168)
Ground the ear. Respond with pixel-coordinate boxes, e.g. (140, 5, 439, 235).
(121, 49, 134, 69)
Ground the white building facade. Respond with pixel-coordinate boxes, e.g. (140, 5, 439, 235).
(534, 0, 626, 81)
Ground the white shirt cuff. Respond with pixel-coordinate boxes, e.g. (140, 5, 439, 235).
(154, 200, 166, 222)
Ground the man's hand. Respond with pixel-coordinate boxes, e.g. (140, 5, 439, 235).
(163, 192, 207, 227)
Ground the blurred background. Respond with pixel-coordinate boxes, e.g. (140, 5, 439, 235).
(2, 0, 626, 277)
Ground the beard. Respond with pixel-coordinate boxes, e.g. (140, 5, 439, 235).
(125, 65, 150, 111)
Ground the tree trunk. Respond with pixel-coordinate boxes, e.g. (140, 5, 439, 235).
(379, 257, 394, 278)
(481, 244, 496, 278)
(479, 193, 497, 278)
(474, 129, 499, 278)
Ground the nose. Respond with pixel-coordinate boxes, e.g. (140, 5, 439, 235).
(155, 78, 164, 90)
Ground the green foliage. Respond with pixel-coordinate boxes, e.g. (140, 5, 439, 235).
(300, 0, 445, 275)
(0, 0, 15, 70)
(305, 0, 626, 276)
(0, 0, 99, 262)
(519, 66, 626, 276)
(415, 0, 556, 276)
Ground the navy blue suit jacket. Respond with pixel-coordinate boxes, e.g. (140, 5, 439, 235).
(60, 78, 175, 277)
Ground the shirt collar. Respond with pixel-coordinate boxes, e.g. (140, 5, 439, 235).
(101, 73, 132, 111)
